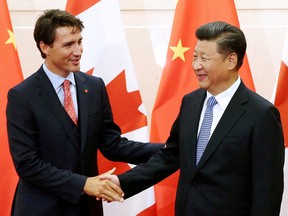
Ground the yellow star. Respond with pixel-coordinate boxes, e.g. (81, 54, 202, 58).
(5, 29, 17, 50)
(169, 39, 190, 61)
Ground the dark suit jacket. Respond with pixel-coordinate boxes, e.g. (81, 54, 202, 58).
(119, 81, 285, 216)
(6, 66, 162, 216)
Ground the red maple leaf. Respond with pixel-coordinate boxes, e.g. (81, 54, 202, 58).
(85, 68, 94, 75)
(86, 69, 148, 174)
(106, 70, 147, 134)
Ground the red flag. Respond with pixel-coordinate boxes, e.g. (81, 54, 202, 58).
(274, 33, 288, 216)
(66, 0, 157, 215)
(275, 41, 288, 148)
(150, 0, 255, 215)
(0, 0, 23, 215)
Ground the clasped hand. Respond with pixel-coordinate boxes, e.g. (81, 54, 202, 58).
(83, 167, 123, 202)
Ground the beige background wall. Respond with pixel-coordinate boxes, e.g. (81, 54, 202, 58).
(7, 0, 288, 126)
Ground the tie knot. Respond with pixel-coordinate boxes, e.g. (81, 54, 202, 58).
(207, 96, 217, 108)
(63, 79, 71, 88)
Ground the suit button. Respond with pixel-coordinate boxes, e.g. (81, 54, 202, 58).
(81, 159, 85, 164)
(63, 194, 70, 200)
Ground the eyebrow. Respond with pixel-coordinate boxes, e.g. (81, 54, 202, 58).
(62, 37, 82, 46)
(63, 41, 75, 46)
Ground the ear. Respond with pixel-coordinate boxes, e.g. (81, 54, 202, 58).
(227, 53, 237, 70)
(39, 41, 50, 56)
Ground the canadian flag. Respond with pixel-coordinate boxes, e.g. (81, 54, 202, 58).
(274, 33, 288, 216)
(150, 0, 255, 215)
(66, 0, 156, 215)
(0, 0, 23, 215)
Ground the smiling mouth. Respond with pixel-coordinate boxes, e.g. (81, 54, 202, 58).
(71, 59, 80, 65)
(197, 74, 207, 80)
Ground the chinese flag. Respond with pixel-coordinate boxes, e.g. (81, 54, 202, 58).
(274, 34, 288, 216)
(150, 0, 255, 215)
(0, 0, 23, 215)
(66, 0, 156, 215)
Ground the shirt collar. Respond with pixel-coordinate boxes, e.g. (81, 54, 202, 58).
(43, 63, 76, 90)
(207, 76, 241, 110)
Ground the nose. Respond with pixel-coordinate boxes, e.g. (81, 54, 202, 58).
(192, 59, 202, 71)
(73, 44, 83, 56)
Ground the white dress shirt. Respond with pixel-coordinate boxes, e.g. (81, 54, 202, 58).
(198, 77, 241, 139)
(43, 63, 78, 117)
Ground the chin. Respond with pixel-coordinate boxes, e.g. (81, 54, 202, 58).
(198, 83, 208, 90)
(71, 66, 80, 72)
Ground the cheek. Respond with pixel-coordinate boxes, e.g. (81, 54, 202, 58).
(204, 65, 215, 79)
(206, 63, 222, 79)
(53, 50, 67, 59)
(63, 51, 74, 60)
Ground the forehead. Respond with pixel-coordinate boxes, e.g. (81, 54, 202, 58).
(194, 40, 218, 54)
(54, 26, 82, 42)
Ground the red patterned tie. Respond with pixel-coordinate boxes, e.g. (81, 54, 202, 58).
(63, 80, 78, 125)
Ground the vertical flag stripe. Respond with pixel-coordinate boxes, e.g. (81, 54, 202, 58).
(275, 61, 288, 148)
(0, 0, 23, 215)
(66, 0, 100, 16)
(276, 61, 288, 102)
(274, 33, 288, 216)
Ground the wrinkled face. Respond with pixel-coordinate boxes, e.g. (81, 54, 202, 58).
(41, 26, 83, 78)
(192, 40, 238, 95)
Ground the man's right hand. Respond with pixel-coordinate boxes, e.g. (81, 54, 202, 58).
(83, 167, 124, 202)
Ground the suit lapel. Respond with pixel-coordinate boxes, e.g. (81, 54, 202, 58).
(75, 72, 89, 153)
(192, 83, 248, 178)
(37, 68, 79, 147)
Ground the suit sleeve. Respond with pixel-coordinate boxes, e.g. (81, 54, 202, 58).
(96, 78, 164, 164)
(117, 110, 182, 199)
(6, 88, 86, 204)
(250, 105, 284, 215)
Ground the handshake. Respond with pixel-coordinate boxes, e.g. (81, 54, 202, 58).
(83, 167, 124, 202)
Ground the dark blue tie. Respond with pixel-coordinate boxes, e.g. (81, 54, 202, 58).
(196, 96, 218, 165)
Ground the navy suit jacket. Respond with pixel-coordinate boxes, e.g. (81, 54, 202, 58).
(7, 66, 162, 216)
(119, 81, 285, 216)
